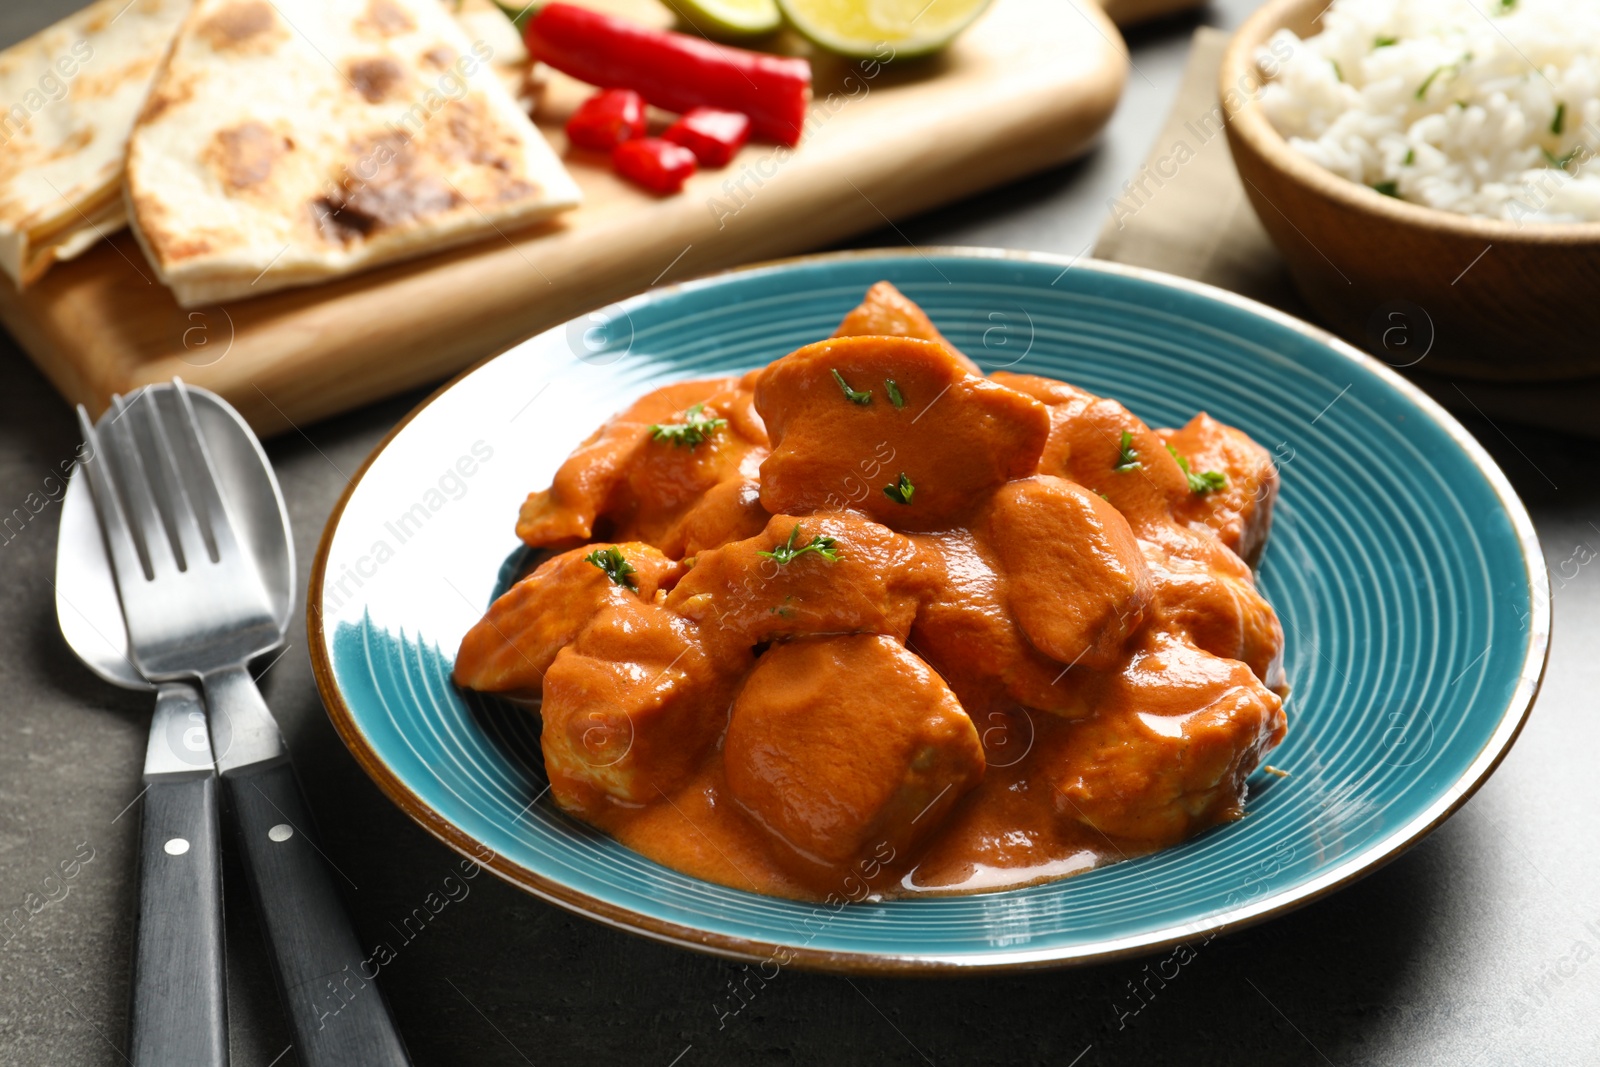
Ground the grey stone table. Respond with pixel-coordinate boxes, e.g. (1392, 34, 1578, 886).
(3, 3, 1597, 1065)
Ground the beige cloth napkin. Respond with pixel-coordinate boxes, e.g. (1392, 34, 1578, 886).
(1093, 27, 1600, 439)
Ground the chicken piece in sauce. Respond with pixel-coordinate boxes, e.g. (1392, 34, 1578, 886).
(908, 530, 1092, 720)
(1161, 412, 1280, 567)
(1139, 521, 1285, 691)
(540, 594, 749, 816)
(1042, 632, 1286, 846)
(724, 635, 985, 876)
(452, 542, 682, 696)
(666, 511, 933, 648)
(515, 376, 769, 556)
(831, 280, 983, 375)
(992, 370, 1190, 528)
(982, 476, 1153, 673)
(755, 335, 1049, 531)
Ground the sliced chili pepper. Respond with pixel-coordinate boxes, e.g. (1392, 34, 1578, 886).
(613, 138, 698, 195)
(663, 107, 751, 169)
(527, 3, 811, 146)
(565, 88, 647, 152)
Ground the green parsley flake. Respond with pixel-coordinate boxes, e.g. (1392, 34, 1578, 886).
(884, 379, 905, 409)
(1114, 430, 1141, 472)
(584, 545, 637, 590)
(883, 472, 915, 505)
(1166, 444, 1228, 495)
(831, 369, 873, 405)
(649, 404, 727, 448)
(1416, 66, 1445, 100)
(1544, 146, 1581, 170)
(756, 524, 839, 565)
(1415, 55, 1470, 101)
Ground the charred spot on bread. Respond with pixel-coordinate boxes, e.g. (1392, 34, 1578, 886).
(359, 0, 416, 37)
(348, 57, 406, 104)
(205, 121, 289, 192)
(197, 1, 280, 51)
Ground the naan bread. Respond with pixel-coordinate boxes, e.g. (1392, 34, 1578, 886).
(0, 0, 190, 288)
(125, 0, 580, 307)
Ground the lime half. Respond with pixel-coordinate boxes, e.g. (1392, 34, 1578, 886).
(778, 0, 991, 58)
(670, 0, 783, 39)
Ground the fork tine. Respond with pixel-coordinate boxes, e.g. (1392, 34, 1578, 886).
(108, 391, 182, 576)
(143, 387, 214, 568)
(76, 404, 149, 586)
(165, 379, 247, 565)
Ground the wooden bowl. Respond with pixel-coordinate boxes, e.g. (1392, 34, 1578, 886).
(1221, 0, 1600, 381)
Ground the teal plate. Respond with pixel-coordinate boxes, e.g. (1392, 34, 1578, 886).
(309, 249, 1549, 973)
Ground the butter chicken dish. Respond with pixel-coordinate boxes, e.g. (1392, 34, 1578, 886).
(452, 283, 1288, 900)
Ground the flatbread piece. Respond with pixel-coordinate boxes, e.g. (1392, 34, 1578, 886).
(0, 0, 190, 287)
(125, 0, 580, 307)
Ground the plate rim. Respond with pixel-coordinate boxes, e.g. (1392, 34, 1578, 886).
(307, 246, 1551, 974)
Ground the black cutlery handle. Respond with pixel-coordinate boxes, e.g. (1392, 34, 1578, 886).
(224, 756, 411, 1066)
(131, 771, 227, 1067)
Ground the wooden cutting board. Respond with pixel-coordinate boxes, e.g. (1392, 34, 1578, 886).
(0, 0, 1128, 435)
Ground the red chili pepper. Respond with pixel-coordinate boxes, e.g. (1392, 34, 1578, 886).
(527, 3, 810, 147)
(565, 88, 647, 152)
(663, 107, 751, 169)
(613, 138, 698, 195)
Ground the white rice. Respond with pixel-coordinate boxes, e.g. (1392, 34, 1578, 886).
(1257, 0, 1600, 222)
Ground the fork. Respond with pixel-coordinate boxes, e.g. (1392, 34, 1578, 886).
(78, 382, 411, 1066)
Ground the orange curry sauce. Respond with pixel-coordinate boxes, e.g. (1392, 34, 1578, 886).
(453, 282, 1288, 901)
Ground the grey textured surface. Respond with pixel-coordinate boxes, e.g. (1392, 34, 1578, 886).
(3, 2, 1599, 1065)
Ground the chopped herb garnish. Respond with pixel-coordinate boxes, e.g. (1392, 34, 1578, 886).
(1114, 430, 1141, 472)
(1166, 444, 1228, 495)
(757, 524, 839, 565)
(1404, 147, 1416, 165)
(1416, 65, 1445, 99)
(649, 403, 727, 448)
(1552, 102, 1566, 135)
(1415, 55, 1469, 101)
(584, 545, 637, 590)
(1373, 180, 1400, 197)
(1544, 146, 1581, 170)
(884, 379, 905, 408)
(1374, 35, 1399, 47)
(1331, 59, 1343, 82)
(883, 472, 915, 505)
(831, 368, 873, 405)
(1498, 0, 1516, 11)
